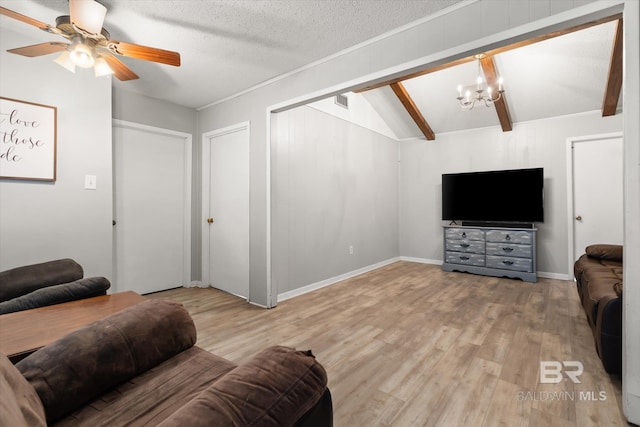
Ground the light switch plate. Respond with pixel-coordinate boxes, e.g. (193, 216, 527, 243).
(85, 175, 97, 190)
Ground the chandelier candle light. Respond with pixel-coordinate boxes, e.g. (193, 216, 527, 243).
(457, 54, 504, 109)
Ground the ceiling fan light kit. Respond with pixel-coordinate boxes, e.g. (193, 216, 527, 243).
(456, 54, 504, 110)
(1, 0, 181, 82)
(54, 50, 76, 73)
(68, 36, 95, 68)
(94, 56, 114, 77)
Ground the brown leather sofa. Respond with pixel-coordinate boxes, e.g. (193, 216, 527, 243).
(574, 244, 623, 374)
(1, 299, 332, 426)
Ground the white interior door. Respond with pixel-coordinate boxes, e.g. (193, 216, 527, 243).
(113, 121, 191, 294)
(202, 123, 250, 299)
(571, 135, 623, 262)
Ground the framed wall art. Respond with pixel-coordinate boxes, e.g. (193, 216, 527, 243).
(0, 96, 57, 182)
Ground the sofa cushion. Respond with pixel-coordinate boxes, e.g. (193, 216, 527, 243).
(0, 277, 110, 314)
(0, 353, 46, 427)
(53, 347, 237, 426)
(0, 258, 83, 302)
(17, 299, 196, 423)
(586, 244, 623, 262)
(158, 346, 328, 427)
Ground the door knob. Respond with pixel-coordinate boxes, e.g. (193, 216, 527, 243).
(207, 218, 214, 224)
(575, 215, 583, 221)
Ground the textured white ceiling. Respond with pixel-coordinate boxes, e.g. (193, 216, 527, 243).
(1, 0, 619, 133)
(0, 0, 464, 108)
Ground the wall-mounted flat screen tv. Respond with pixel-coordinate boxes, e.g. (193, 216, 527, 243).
(442, 167, 544, 224)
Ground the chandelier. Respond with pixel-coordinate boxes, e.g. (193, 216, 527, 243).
(456, 55, 504, 109)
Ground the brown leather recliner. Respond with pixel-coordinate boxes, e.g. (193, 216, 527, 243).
(574, 244, 623, 374)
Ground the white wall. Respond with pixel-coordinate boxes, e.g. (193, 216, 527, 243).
(622, 0, 640, 422)
(271, 106, 399, 295)
(399, 111, 623, 277)
(0, 28, 113, 278)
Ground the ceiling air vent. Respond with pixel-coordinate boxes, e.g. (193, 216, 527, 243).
(335, 93, 349, 109)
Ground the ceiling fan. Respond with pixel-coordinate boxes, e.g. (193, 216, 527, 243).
(0, 0, 180, 81)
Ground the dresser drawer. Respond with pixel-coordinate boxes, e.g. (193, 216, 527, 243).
(486, 242, 532, 258)
(445, 239, 485, 254)
(485, 230, 533, 245)
(486, 255, 532, 272)
(445, 228, 484, 241)
(446, 252, 485, 267)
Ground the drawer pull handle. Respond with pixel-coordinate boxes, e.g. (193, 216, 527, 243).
(502, 260, 514, 265)
(502, 247, 514, 252)
(460, 256, 470, 260)
(460, 243, 470, 248)
(462, 232, 466, 238)
(505, 234, 511, 240)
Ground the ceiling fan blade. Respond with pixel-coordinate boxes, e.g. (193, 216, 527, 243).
(101, 52, 139, 81)
(69, 0, 106, 35)
(8, 42, 68, 57)
(0, 6, 54, 32)
(108, 41, 181, 67)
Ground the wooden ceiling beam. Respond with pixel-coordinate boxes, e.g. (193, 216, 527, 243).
(355, 13, 621, 93)
(602, 18, 623, 117)
(390, 82, 435, 141)
(479, 55, 512, 132)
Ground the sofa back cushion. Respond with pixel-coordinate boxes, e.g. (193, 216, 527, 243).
(586, 244, 623, 263)
(17, 299, 196, 423)
(0, 353, 46, 427)
(0, 258, 83, 302)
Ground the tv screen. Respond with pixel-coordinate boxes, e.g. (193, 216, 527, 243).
(442, 168, 544, 223)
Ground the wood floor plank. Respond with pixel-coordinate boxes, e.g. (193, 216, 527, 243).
(148, 261, 627, 426)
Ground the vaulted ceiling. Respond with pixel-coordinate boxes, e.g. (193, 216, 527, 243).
(355, 16, 622, 139)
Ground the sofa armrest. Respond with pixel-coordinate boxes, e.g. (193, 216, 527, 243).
(0, 259, 83, 302)
(0, 277, 110, 314)
(595, 294, 622, 374)
(586, 244, 623, 262)
(16, 299, 196, 423)
(158, 346, 330, 427)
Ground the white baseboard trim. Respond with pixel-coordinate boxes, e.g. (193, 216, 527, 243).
(537, 271, 572, 281)
(277, 257, 401, 303)
(399, 256, 443, 265)
(184, 280, 207, 288)
(273, 259, 572, 303)
(624, 390, 640, 425)
(249, 300, 269, 309)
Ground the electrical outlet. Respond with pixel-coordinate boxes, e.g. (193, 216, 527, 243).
(349, 245, 354, 255)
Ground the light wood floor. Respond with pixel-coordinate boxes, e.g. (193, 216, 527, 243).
(148, 261, 627, 426)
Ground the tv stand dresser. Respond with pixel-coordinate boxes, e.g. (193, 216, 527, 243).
(442, 225, 537, 282)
